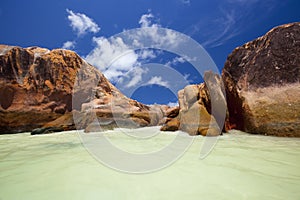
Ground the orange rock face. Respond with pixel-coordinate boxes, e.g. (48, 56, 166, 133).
(0, 45, 162, 134)
(0, 46, 81, 133)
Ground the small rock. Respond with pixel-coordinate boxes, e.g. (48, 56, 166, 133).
(160, 118, 180, 131)
(31, 127, 64, 135)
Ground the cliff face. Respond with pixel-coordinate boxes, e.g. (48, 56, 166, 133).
(0, 45, 162, 134)
(222, 22, 300, 136)
(0, 46, 80, 133)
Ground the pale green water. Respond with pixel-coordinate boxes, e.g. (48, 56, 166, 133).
(0, 127, 300, 200)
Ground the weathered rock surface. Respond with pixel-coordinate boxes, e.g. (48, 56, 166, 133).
(0, 45, 162, 134)
(2, 23, 298, 137)
(161, 71, 227, 136)
(0, 45, 81, 133)
(222, 22, 300, 137)
(160, 117, 180, 131)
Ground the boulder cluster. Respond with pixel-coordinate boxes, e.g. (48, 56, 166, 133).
(0, 22, 299, 136)
(162, 22, 300, 137)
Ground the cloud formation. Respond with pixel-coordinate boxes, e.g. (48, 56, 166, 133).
(62, 41, 76, 50)
(85, 11, 191, 91)
(125, 67, 147, 88)
(66, 9, 100, 36)
(85, 36, 141, 82)
(146, 76, 170, 88)
(139, 13, 155, 28)
(186, 0, 277, 48)
(85, 11, 179, 87)
(201, 9, 238, 47)
(165, 56, 186, 67)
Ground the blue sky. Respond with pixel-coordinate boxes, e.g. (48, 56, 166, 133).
(1, 0, 299, 105)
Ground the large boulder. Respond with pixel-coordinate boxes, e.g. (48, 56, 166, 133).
(0, 45, 83, 133)
(183, 85, 199, 109)
(160, 117, 180, 132)
(165, 106, 179, 118)
(0, 45, 158, 134)
(222, 22, 300, 137)
(180, 103, 220, 136)
(161, 71, 226, 136)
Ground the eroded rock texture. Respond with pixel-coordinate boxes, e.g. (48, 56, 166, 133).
(0, 45, 163, 134)
(161, 71, 227, 136)
(222, 22, 300, 136)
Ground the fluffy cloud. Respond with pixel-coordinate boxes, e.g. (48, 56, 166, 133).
(62, 41, 76, 50)
(66, 9, 100, 36)
(139, 49, 156, 60)
(165, 56, 186, 67)
(139, 13, 154, 28)
(130, 26, 181, 50)
(146, 76, 170, 88)
(85, 12, 160, 85)
(62, 10, 180, 91)
(125, 67, 147, 88)
(85, 36, 140, 82)
(134, 11, 182, 49)
(85, 11, 182, 88)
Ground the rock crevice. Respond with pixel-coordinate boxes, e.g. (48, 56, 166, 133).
(161, 71, 227, 136)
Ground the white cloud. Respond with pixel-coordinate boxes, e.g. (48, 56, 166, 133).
(143, 26, 179, 49)
(85, 11, 163, 86)
(146, 76, 170, 88)
(139, 13, 154, 28)
(85, 36, 140, 82)
(62, 41, 75, 50)
(167, 101, 179, 107)
(66, 9, 100, 36)
(174, 57, 185, 63)
(165, 56, 186, 67)
(85, 11, 184, 88)
(134, 11, 182, 50)
(125, 67, 147, 88)
(139, 49, 156, 60)
(186, 1, 277, 47)
(200, 9, 237, 47)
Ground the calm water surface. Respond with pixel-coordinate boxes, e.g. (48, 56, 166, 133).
(0, 127, 300, 200)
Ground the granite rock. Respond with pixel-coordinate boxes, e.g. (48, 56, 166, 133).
(222, 22, 300, 136)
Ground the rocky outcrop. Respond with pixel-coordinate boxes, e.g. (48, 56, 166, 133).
(160, 106, 180, 131)
(0, 45, 163, 134)
(2, 23, 298, 137)
(222, 22, 300, 137)
(0, 45, 80, 133)
(161, 71, 227, 136)
(160, 117, 180, 131)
